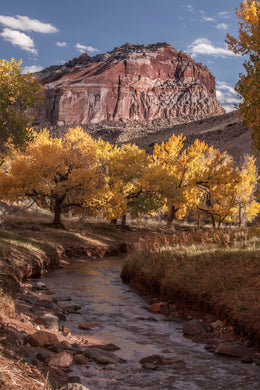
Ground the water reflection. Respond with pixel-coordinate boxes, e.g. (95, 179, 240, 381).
(44, 258, 260, 390)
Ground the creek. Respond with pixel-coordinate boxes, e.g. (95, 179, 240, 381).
(42, 257, 260, 390)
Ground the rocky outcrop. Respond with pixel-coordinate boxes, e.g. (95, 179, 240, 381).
(35, 42, 224, 128)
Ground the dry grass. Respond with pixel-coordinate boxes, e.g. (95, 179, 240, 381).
(122, 227, 260, 346)
(0, 354, 53, 390)
(1, 209, 126, 245)
(0, 287, 15, 322)
(0, 208, 130, 283)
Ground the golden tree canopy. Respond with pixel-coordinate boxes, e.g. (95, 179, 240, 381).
(0, 58, 41, 153)
(226, 1, 260, 151)
(0, 127, 105, 227)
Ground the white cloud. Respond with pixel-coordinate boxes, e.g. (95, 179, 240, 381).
(183, 4, 194, 13)
(203, 16, 216, 22)
(216, 81, 241, 112)
(22, 64, 43, 74)
(216, 23, 228, 30)
(0, 15, 58, 33)
(75, 43, 99, 54)
(217, 81, 238, 95)
(57, 41, 67, 47)
(0, 28, 37, 55)
(218, 11, 230, 19)
(222, 105, 235, 113)
(188, 38, 238, 58)
(216, 90, 241, 104)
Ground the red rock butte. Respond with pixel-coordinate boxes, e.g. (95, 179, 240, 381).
(35, 42, 225, 128)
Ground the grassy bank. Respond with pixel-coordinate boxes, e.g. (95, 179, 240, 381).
(0, 211, 129, 281)
(121, 227, 260, 348)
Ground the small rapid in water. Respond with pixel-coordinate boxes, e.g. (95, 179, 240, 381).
(43, 257, 260, 390)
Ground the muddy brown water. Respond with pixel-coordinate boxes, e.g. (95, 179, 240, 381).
(42, 257, 260, 390)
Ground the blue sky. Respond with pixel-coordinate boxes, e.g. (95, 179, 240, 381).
(0, 0, 245, 112)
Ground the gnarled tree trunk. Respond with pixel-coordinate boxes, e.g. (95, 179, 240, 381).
(167, 205, 178, 227)
(121, 215, 127, 226)
(51, 194, 66, 229)
(211, 215, 216, 229)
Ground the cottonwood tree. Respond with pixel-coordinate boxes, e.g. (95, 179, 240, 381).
(151, 135, 217, 226)
(0, 58, 41, 154)
(151, 134, 259, 228)
(197, 152, 260, 228)
(196, 150, 240, 228)
(226, 0, 260, 151)
(97, 141, 156, 224)
(0, 127, 105, 228)
(151, 134, 186, 225)
(232, 155, 260, 224)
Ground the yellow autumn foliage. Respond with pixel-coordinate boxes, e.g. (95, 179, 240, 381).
(0, 127, 105, 227)
(0, 58, 41, 153)
(226, 1, 260, 151)
(0, 127, 259, 228)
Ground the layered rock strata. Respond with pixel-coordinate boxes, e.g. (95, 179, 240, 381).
(35, 42, 224, 127)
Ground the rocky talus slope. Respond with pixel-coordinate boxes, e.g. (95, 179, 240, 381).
(129, 111, 256, 167)
(35, 42, 224, 128)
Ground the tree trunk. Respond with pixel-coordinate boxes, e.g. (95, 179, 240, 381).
(121, 215, 127, 226)
(167, 205, 177, 227)
(238, 204, 242, 226)
(51, 195, 65, 228)
(211, 215, 216, 229)
(110, 218, 117, 225)
(197, 210, 201, 227)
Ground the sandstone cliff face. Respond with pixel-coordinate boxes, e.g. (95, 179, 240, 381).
(35, 43, 225, 127)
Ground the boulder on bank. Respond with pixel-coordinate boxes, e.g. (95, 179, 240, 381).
(73, 354, 89, 364)
(183, 319, 208, 336)
(36, 351, 51, 361)
(148, 302, 168, 314)
(32, 281, 47, 291)
(61, 303, 82, 311)
(27, 330, 58, 347)
(48, 351, 73, 367)
(78, 322, 99, 330)
(215, 341, 253, 361)
(35, 299, 57, 310)
(83, 347, 124, 364)
(91, 343, 120, 351)
(140, 354, 183, 365)
(36, 313, 60, 331)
